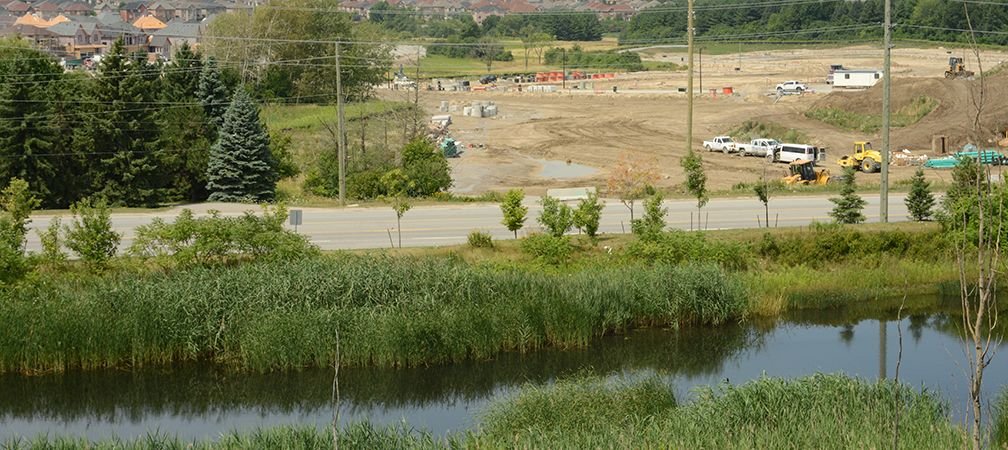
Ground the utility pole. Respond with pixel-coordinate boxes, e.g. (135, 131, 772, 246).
(881, 0, 892, 222)
(562, 48, 567, 90)
(413, 46, 421, 138)
(686, 0, 695, 155)
(335, 42, 347, 205)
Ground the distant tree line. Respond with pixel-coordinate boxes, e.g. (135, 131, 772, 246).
(0, 39, 298, 208)
(620, 0, 1008, 45)
(369, 2, 605, 42)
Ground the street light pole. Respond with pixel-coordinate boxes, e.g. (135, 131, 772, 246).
(686, 0, 695, 155)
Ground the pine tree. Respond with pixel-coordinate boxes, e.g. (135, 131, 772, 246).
(82, 38, 169, 207)
(206, 88, 276, 202)
(905, 168, 936, 221)
(160, 44, 211, 202)
(829, 167, 867, 224)
(198, 57, 229, 133)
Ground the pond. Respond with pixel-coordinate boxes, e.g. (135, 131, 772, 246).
(2, 310, 1005, 441)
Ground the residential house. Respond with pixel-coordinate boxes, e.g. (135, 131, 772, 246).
(148, 19, 202, 59)
(470, 1, 505, 23)
(119, 0, 148, 22)
(586, 0, 633, 19)
(47, 20, 105, 58)
(3, 0, 30, 16)
(340, 0, 374, 20)
(60, 2, 93, 15)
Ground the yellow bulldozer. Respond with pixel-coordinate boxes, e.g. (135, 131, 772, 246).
(782, 159, 830, 185)
(945, 56, 975, 79)
(837, 141, 882, 173)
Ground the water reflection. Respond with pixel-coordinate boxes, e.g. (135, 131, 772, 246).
(1, 311, 1005, 441)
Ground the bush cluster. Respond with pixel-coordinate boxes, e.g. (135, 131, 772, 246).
(131, 205, 318, 266)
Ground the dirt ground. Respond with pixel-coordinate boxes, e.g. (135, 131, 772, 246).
(386, 45, 1008, 195)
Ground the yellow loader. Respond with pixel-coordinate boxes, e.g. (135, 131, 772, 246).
(837, 141, 882, 173)
(782, 159, 830, 185)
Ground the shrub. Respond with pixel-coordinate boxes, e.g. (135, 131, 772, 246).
(538, 195, 573, 237)
(521, 233, 573, 265)
(467, 230, 494, 248)
(130, 204, 318, 266)
(0, 178, 38, 282)
(64, 198, 120, 268)
(627, 231, 751, 271)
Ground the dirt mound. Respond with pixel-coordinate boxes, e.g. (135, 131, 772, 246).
(811, 74, 1008, 151)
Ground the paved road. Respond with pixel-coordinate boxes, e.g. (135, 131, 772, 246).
(24, 194, 910, 252)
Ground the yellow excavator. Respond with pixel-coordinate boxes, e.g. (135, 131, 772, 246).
(837, 141, 882, 173)
(783, 159, 830, 185)
(945, 56, 975, 79)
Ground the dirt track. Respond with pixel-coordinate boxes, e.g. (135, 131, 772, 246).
(394, 45, 1008, 194)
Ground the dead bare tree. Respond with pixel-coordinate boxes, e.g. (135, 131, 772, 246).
(958, 6, 1002, 449)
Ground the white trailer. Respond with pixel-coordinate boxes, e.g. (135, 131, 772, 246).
(833, 69, 882, 89)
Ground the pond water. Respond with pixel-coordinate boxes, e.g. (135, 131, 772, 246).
(2, 310, 1006, 441)
(536, 159, 599, 179)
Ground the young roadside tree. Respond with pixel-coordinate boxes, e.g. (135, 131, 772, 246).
(0, 178, 39, 281)
(206, 88, 277, 202)
(500, 188, 528, 238)
(37, 217, 66, 269)
(573, 191, 604, 238)
(681, 151, 708, 230)
(754, 178, 772, 228)
(64, 197, 121, 269)
(905, 168, 936, 222)
(382, 168, 413, 248)
(607, 154, 658, 223)
(631, 192, 666, 238)
(829, 167, 866, 224)
(538, 195, 574, 237)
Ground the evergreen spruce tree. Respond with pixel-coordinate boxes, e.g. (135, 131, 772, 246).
(0, 41, 66, 207)
(206, 88, 276, 202)
(82, 38, 168, 207)
(905, 168, 936, 221)
(198, 57, 229, 133)
(829, 167, 867, 224)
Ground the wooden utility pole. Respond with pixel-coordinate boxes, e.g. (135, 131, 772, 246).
(686, 0, 695, 155)
(881, 0, 892, 222)
(336, 42, 347, 205)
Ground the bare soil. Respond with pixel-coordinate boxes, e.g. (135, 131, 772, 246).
(383, 45, 1008, 195)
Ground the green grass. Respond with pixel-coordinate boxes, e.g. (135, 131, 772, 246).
(261, 101, 408, 132)
(6, 374, 966, 449)
(995, 386, 1008, 447)
(727, 119, 810, 144)
(0, 256, 745, 374)
(805, 96, 939, 133)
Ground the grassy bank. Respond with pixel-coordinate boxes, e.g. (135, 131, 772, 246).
(0, 223, 964, 374)
(805, 96, 939, 133)
(4, 374, 966, 448)
(0, 257, 744, 374)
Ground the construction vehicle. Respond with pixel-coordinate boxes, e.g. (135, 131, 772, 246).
(782, 159, 830, 185)
(945, 56, 975, 79)
(837, 141, 882, 173)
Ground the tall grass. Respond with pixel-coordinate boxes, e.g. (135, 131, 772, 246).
(0, 256, 746, 374)
(468, 373, 964, 448)
(6, 374, 965, 449)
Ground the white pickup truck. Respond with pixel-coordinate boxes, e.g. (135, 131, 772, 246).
(735, 138, 780, 157)
(703, 136, 737, 153)
(775, 80, 808, 95)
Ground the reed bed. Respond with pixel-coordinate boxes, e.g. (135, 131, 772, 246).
(5, 374, 966, 449)
(0, 255, 746, 374)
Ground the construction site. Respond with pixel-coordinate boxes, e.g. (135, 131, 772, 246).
(386, 45, 1008, 195)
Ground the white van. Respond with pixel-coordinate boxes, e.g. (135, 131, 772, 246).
(768, 144, 825, 163)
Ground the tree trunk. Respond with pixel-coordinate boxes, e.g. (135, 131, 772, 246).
(764, 204, 769, 228)
(397, 215, 402, 248)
